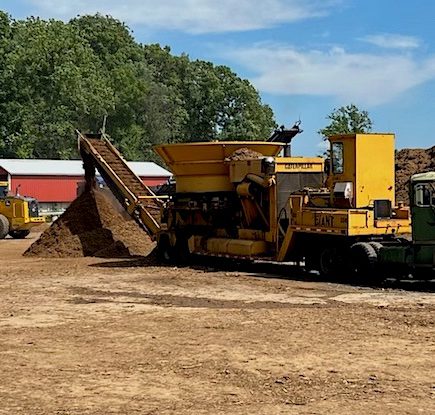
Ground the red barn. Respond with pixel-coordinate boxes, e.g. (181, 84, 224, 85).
(0, 159, 171, 217)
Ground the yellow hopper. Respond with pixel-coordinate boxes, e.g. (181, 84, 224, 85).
(154, 141, 284, 192)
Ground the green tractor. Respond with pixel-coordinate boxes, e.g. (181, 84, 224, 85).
(378, 172, 435, 279)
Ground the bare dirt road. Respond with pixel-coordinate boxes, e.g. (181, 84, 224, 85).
(0, 234, 434, 414)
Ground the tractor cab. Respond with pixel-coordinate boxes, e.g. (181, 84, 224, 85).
(373, 171, 435, 279)
(410, 172, 435, 244)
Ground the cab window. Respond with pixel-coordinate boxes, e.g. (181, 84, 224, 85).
(331, 142, 344, 174)
(415, 183, 435, 206)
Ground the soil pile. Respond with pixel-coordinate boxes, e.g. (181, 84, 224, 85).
(25, 188, 155, 258)
(225, 147, 264, 161)
(395, 146, 435, 204)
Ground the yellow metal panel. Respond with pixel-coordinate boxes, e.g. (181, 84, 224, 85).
(207, 238, 230, 253)
(229, 156, 324, 183)
(355, 134, 395, 207)
(277, 227, 297, 261)
(328, 133, 395, 208)
(291, 208, 349, 230)
(275, 157, 324, 173)
(290, 206, 411, 237)
(227, 239, 267, 256)
(205, 238, 267, 256)
(229, 159, 263, 183)
(348, 210, 369, 229)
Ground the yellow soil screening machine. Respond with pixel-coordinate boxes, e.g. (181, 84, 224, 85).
(153, 130, 412, 276)
(79, 128, 423, 278)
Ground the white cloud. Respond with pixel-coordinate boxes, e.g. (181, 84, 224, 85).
(224, 44, 435, 105)
(26, 0, 341, 34)
(360, 33, 421, 49)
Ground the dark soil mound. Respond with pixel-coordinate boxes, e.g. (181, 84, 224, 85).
(395, 146, 435, 204)
(24, 188, 155, 258)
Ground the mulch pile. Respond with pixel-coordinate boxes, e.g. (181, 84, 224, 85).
(24, 188, 156, 258)
(395, 146, 435, 204)
(225, 148, 264, 161)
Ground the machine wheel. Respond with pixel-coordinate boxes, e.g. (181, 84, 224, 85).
(173, 234, 191, 264)
(304, 252, 320, 272)
(157, 233, 175, 264)
(0, 214, 9, 239)
(157, 233, 191, 265)
(319, 247, 338, 277)
(9, 230, 30, 239)
(350, 242, 378, 278)
(368, 241, 383, 255)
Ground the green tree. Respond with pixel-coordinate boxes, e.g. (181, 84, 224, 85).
(0, 16, 113, 159)
(143, 45, 276, 142)
(318, 104, 372, 139)
(0, 13, 277, 161)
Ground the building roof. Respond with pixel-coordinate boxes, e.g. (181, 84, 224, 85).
(0, 158, 171, 178)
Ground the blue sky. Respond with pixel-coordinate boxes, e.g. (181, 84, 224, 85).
(2, 0, 435, 155)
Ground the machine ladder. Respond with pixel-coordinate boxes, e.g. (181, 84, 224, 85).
(78, 131, 163, 237)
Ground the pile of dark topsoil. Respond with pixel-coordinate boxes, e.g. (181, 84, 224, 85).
(24, 188, 155, 259)
(225, 147, 264, 161)
(395, 146, 435, 204)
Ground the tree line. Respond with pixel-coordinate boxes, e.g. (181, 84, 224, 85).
(0, 12, 276, 162)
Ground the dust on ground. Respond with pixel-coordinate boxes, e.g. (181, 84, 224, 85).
(0, 236, 434, 414)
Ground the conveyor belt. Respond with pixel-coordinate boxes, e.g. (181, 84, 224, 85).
(78, 131, 163, 237)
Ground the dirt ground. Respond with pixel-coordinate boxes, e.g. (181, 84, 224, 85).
(0, 235, 434, 415)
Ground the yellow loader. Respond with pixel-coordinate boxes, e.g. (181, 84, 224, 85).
(0, 187, 45, 239)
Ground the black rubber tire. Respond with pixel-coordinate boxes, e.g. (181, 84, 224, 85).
(368, 242, 383, 255)
(173, 234, 191, 265)
(9, 230, 30, 239)
(304, 252, 320, 272)
(319, 247, 337, 277)
(157, 233, 191, 265)
(157, 233, 175, 264)
(350, 242, 378, 278)
(0, 214, 9, 239)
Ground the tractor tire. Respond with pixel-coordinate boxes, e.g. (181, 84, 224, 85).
(173, 234, 191, 265)
(350, 242, 378, 279)
(368, 241, 383, 255)
(9, 230, 30, 239)
(157, 232, 192, 265)
(157, 233, 175, 264)
(319, 247, 337, 277)
(0, 214, 9, 239)
(304, 252, 320, 272)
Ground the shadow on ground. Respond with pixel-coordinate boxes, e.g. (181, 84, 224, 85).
(89, 253, 435, 293)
